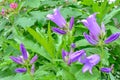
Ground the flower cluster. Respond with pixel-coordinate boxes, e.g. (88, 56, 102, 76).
(62, 43, 100, 74)
(10, 43, 38, 75)
(10, 2, 18, 9)
(47, 8, 74, 34)
(81, 13, 120, 45)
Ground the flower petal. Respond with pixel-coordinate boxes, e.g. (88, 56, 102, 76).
(68, 50, 86, 65)
(20, 43, 28, 60)
(84, 32, 98, 45)
(82, 63, 92, 73)
(62, 49, 68, 61)
(15, 68, 27, 73)
(10, 56, 23, 64)
(104, 33, 120, 44)
(82, 13, 101, 37)
(71, 43, 76, 48)
(100, 67, 112, 73)
(52, 27, 66, 34)
(31, 64, 35, 75)
(47, 8, 66, 28)
(30, 55, 38, 64)
(69, 17, 74, 30)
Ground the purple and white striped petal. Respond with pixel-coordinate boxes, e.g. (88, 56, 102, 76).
(69, 17, 74, 30)
(84, 33, 98, 45)
(20, 43, 28, 60)
(104, 33, 120, 44)
(52, 27, 66, 34)
(15, 68, 27, 73)
(10, 56, 23, 64)
(47, 8, 66, 28)
(30, 55, 38, 64)
(68, 50, 86, 65)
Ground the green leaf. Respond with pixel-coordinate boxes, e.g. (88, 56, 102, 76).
(25, 0, 40, 8)
(15, 17, 36, 28)
(109, 73, 115, 80)
(76, 39, 90, 47)
(103, 8, 120, 24)
(27, 28, 54, 59)
(75, 67, 100, 80)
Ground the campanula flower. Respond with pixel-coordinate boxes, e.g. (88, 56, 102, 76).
(79, 54, 100, 74)
(15, 68, 27, 73)
(47, 8, 74, 34)
(81, 13, 120, 45)
(10, 43, 38, 74)
(62, 49, 86, 65)
(100, 64, 114, 73)
(10, 2, 18, 9)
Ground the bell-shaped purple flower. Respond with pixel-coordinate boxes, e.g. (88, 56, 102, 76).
(47, 8, 66, 28)
(104, 33, 120, 44)
(84, 33, 98, 45)
(20, 43, 28, 60)
(100, 68, 112, 73)
(52, 27, 66, 34)
(82, 54, 100, 74)
(100, 64, 114, 73)
(31, 64, 35, 75)
(15, 68, 27, 73)
(62, 49, 69, 62)
(69, 17, 74, 30)
(30, 55, 38, 64)
(81, 13, 100, 39)
(10, 56, 24, 64)
(68, 50, 86, 65)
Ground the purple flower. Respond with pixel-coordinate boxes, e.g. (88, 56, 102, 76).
(31, 64, 35, 75)
(20, 43, 28, 60)
(52, 27, 66, 34)
(47, 8, 74, 35)
(47, 8, 66, 28)
(15, 68, 27, 73)
(100, 68, 112, 73)
(71, 43, 76, 48)
(10, 56, 24, 64)
(30, 55, 38, 64)
(81, 13, 120, 45)
(69, 17, 74, 30)
(62, 49, 86, 65)
(81, 54, 100, 74)
(104, 33, 120, 44)
(100, 64, 114, 73)
(1, 8, 5, 15)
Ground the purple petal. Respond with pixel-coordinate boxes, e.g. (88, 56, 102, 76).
(30, 55, 38, 64)
(82, 54, 100, 74)
(87, 54, 100, 66)
(68, 50, 86, 65)
(31, 64, 35, 75)
(20, 43, 28, 60)
(82, 63, 92, 74)
(62, 49, 68, 61)
(84, 32, 98, 45)
(15, 68, 27, 73)
(101, 23, 106, 35)
(52, 27, 66, 34)
(81, 13, 101, 37)
(47, 8, 66, 28)
(69, 17, 74, 30)
(100, 68, 112, 73)
(71, 43, 76, 48)
(78, 51, 87, 64)
(10, 56, 23, 64)
(104, 33, 120, 44)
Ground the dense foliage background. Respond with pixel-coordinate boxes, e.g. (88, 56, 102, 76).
(0, 0, 120, 80)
